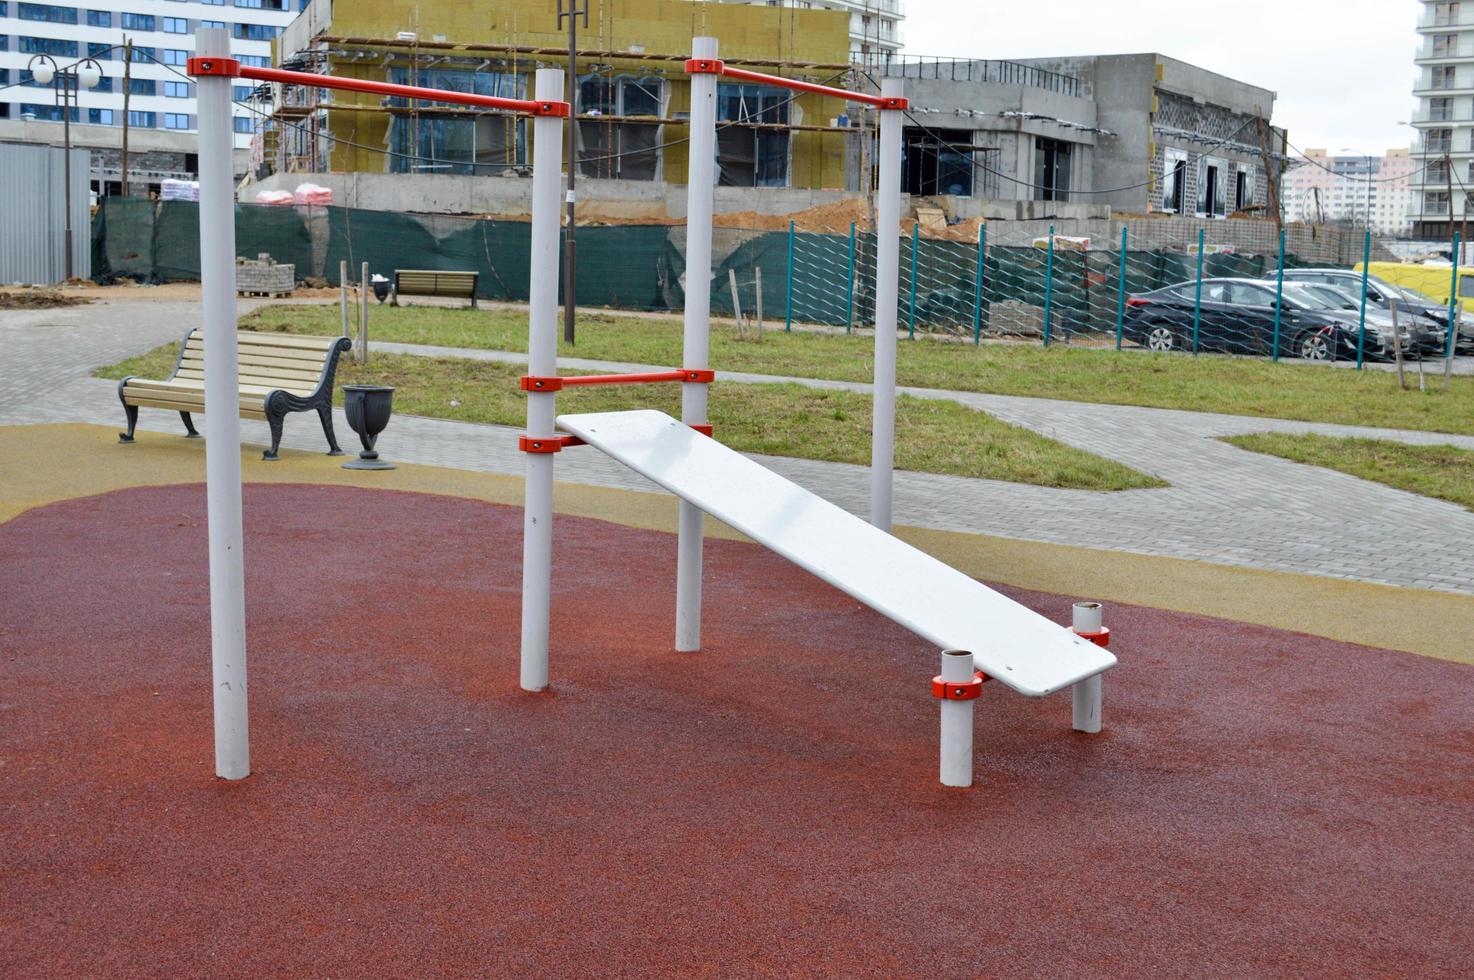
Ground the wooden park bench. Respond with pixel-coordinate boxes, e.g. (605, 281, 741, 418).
(390, 269, 479, 309)
(117, 329, 353, 461)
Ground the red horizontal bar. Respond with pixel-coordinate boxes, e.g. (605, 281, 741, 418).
(521, 370, 714, 391)
(190, 59, 567, 116)
(713, 64, 908, 110)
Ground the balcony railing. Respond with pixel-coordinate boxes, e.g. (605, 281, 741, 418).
(854, 54, 1083, 97)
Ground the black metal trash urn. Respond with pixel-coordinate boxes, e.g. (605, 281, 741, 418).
(371, 274, 390, 304)
(342, 384, 395, 470)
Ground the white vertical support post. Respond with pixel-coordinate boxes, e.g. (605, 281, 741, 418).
(340, 259, 349, 338)
(676, 36, 718, 653)
(519, 67, 565, 692)
(1071, 601, 1104, 734)
(869, 78, 904, 533)
(359, 259, 369, 364)
(938, 649, 975, 788)
(195, 28, 249, 780)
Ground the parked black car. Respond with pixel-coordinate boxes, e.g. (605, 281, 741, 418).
(1267, 280, 1444, 356)
(1269, 268, 1473, 354)
(1123, 277, 1404, 361)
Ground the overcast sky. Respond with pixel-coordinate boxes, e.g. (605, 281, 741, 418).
(902, 0, 1422, 157)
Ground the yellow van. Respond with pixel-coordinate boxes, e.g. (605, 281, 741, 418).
(1355, 262, 1474, 314)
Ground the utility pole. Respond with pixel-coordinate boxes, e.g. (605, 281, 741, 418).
(121, 39, 132, 195)
(558, 0, 587, 345)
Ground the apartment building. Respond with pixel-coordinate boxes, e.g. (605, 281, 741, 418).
(0, 0, 302, 192)
(719, 0, 902, 59)
(1284, 148, 1415, 237)
(1411, 0, 1474, 237)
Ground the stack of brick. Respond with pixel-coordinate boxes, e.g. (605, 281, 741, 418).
(235, 253, 295, 296)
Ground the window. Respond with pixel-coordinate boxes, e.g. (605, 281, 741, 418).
(128, 46, 156, 63)
(1034, 137, 1072, 202)
(86, 9, 111, 27)
(121, 12, 155, 30)
(715, 83, 790, 187)
(128, 110, 156, 128)
(200, 0, 225, 5)
(1161, 150, 1188, 213)
(1426, 190, 1451, 214)
(201, 19, 224, 28)
(88, 42, 114, 59)
(897, 126, 973, 196)
(20, 102, 78, 121)
(1436, 2, 1461, 26)
(164, 112, 192, 129)
(386, 69, 529, 175)
(1228, 284, 1275, 308)
(88, 107, 114, 125)
(163, 49, 189, 66)
(238, 55, 270, 67)
(128, 78, 156, 96)
(1199, 157, 1226, 217)
(165, 81, 192, 98)
(235, 0, 262, 6)
(1432, 65, 1458, 89)
(1430, 97, 1455, 122)
(1233, 166, 1254, 212)
(20, 36, 78, 57)
(163, 16, 188, 33)
(1434, 33, 1460, 57)
(233, 116, 254, 133)
(1428, 128, 1453, 153)
(232, 84, 253, 101)
(232, 23, 278, 40)
(18, 3, 78, 24)
(575, 75, 665, 181)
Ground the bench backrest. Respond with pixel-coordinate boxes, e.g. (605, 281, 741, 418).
(394, 269, 478, 298)
(172, 329, 343, 396)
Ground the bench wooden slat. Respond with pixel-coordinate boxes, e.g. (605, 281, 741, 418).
(184, 341, 332, 366)
(184, 329, 340, 352)
(175, 364, 325, 386)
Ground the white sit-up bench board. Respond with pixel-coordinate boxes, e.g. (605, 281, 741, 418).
(557, 410, 1115, 698)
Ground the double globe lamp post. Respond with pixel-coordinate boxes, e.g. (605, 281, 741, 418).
(27, 53, 105, 280)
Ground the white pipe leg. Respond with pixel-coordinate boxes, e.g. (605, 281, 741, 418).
(676, 37, 719, 653)
(869, 79, 904, 532)
(1071, 601, 1104, 734)
(519, 68, 565, 692)
(938, 649, 975, 788)
(196, 28, 249, 780)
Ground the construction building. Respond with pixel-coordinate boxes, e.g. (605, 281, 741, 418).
(719, 0, 902, 60)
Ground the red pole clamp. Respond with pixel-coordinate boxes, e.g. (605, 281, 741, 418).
(685, 58, 725, 75)
(187, 57, 241, 78)
(520, 375, 564, 392)
(931, 671, 987, 701)
(689, 423, 714, 437)
(1073, 627, 1110, 648)
(878, 96, 910, 111)
(682, 369, 716, 383)
(532, 101, 571, 117)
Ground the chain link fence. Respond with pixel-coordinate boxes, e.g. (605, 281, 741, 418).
(91, 197, 1469, 369)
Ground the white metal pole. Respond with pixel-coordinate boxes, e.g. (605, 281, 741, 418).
(519, 68, 565, 692)
(939, 649, 975, 788)
(1071, 601, 1104, 734)
(869, 78, 904, 532)
(340, 259, 349, 338)
(196, 28, 249, 780)
(676, 36, 718, 653)
(359, 260, 369, 364)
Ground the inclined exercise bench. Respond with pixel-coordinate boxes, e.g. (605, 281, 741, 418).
(117, 328, 352, 460)
(390, 269, 479, 309)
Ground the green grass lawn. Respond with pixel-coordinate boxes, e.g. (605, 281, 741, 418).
(1222, 433, 1474, 512)
(240, 303, 1474, 436)
(97, 343, 1164, 491)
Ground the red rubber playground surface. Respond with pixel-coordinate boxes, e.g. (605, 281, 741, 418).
(4, 484, 1473, 976)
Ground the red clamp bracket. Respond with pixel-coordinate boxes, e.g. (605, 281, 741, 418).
(520, 375, 563, 392)
(519, 434, 584, 453)
(685, 58, 725, 75)
(682, 369, 716, 383)
(931, 671, 987, 701)
(1074, 627, 1110, 649)
(878, 96, 910, 111)
(187, 57, 241, 78)
(532, 100, 571, 117)
(689, 423, 714, 437)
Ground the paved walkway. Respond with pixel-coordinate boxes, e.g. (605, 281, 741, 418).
(4, 299, 1474, 595)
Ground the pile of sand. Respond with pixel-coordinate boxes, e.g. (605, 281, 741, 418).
(0, 289, 91, 310)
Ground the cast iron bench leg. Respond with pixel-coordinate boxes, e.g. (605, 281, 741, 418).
(117, 378, 138, 443)
(264, 406, 285, 461)
(318, 402, 344, 456)
(180, 412, 201, 438)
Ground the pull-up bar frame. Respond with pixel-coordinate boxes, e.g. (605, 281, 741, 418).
(186, 27, 568, 779)
(683, 57, 909, 110)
